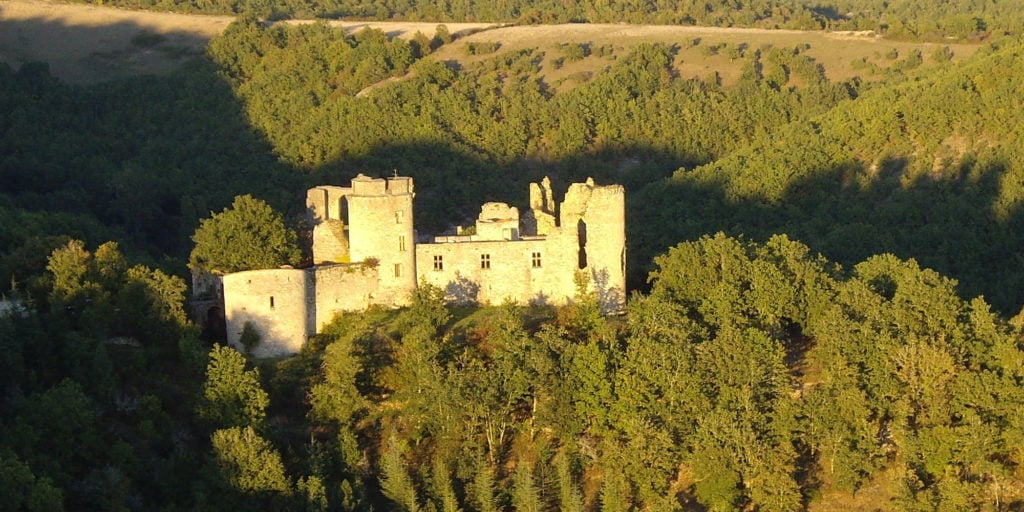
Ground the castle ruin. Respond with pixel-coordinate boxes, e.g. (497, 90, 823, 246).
(210, 174, 625, 357)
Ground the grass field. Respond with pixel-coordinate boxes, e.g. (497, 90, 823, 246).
(1, 0, 980, 86)
(436, 23, 980, 90)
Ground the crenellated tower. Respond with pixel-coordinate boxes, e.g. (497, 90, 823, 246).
(346, 174, 416, 305)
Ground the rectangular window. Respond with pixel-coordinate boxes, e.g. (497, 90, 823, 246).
(481, 254, 491, 269)
(395, 210, 404, 224)
(433, 255, 444, 271)
(269, 296, 275, 308)
(531, 252, 542, 268)
(399, 235, 406, 252)
(394, 263, 402, 277)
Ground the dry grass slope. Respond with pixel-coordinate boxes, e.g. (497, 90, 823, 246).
(1, 0, 980, 86)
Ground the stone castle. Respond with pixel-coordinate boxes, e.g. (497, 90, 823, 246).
(199, 174, 625, 357)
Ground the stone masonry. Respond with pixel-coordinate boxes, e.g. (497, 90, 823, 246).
(210, 174, 625, 357)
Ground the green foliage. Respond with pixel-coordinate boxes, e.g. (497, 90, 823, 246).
(199, 344, 270, 429)
(379, 436, 420, 512)
(308, 327, 368, 426)
(465, 42, 501, 55)
(510, 462, 542, 512)
(190, 194, 300, 274)
(429, 456, 461, 512)
(554, 452, 583, 512)
(210, 426, 291, 494)
(0, 451, 63, 511)
(599, 467, 630, 512)
(297, 475, 328, 512)
(561, 42, 589, 62)
(12, 224, 1024, 510)
(8, 380, 101, 489)
(470, 458, 499, 512)
(633, 38, 1024, 313)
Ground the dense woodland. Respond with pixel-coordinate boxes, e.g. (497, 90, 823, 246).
(5, 2, 1024, 510)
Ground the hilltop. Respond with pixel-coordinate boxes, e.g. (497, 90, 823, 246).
(1, 0, 979, 85)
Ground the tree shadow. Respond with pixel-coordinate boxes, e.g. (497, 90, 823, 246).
(0, 14, 304, 268)
(630, 155, 1024, 313)
(0, 10, 218, 84)
(5, 11, 1024, 320)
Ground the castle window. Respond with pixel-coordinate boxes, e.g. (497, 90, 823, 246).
(394, 264, 402, 277)
(395, 210, 404, 224)
(433, 255, 444, 271)
(531, 252, 542, 268)
(399, 235, 406, 252)
(481, 253, 491, 269)
(269, 296, 275, 308)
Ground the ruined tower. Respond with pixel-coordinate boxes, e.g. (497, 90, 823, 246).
(559, 178, 626, 311)
(218, 173, 625, 357)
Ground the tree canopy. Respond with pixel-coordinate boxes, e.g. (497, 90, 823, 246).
(5, 6, 1024, 510)
(189, 194, 301, 274)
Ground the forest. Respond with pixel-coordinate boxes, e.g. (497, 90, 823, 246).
(4, 1, 1024, 510)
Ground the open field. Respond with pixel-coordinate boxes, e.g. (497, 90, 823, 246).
(1, 0, 981, 85)
(0, 0, 233, 83)
(436, 23, 981, 89)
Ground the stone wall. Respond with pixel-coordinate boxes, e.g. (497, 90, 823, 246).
(213, 174, 626, 357)
(312, 264, 378, 331)
(306, 185, 352, 222)
(223, 268, 311, 358)
(416, 226, 582, 306)
(222, 263, 381, 356)
(312, 219, 349, 264)
(564, 180, 626, 312)
(475, 202, 520, 241)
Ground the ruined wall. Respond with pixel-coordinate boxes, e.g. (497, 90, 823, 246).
(347, 175, 416, 306)
(191, 270, 223, 300)
(306, 185, 352, 222)
(565, 180, 627, 312)
(526, 177, 557, 236)
(312, 220, 349, 264)
(308, 186, 352, 265)
(312, 264, 379, 331)
(223, 268, 312, 358)
(475, 202, 520, 241)
(416, 230, 578, 306)
(215, 174, 626, 358)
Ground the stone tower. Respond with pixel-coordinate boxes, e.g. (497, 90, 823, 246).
(346, 174, 416, 305)
(306, 185, 351, 264)
(560, 178, 626, 311)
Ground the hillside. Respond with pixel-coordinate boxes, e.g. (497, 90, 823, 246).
(0, 2, 1012, 308)
(6, 1, 1024, 511)
(631, 35, 1024, 311)
(0, 0, 233, 83)
(1, 0, 978, 84)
